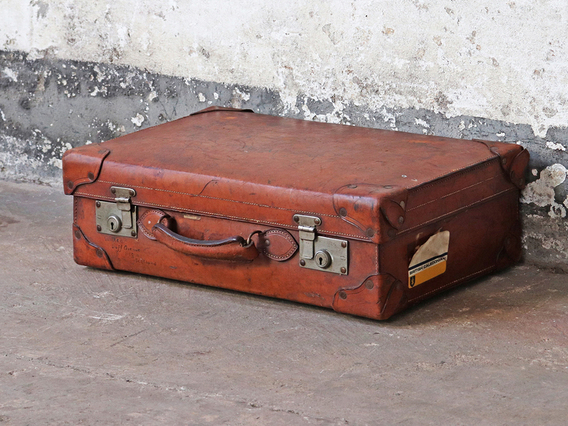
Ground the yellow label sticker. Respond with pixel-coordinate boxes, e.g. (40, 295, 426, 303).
(408, 231, 450, 288)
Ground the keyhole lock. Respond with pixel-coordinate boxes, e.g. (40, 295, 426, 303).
(107, 215, 122, 233)
(314, 250, 332, 269)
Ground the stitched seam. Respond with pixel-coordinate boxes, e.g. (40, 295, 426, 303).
(73, 192, 370, 240)
(375, 244, 379, 274)
(96, 179, 340, 219)
(409, 156, 496, 192)
(265, 245, 297, 260)
(407, 175, 497, 211)
(137, 210, 166, 240)
(407, 265, 495, 303)
(73, 197, 78, 225)
(262, 230, 298, 260)
(397, 188, 515, 236)
(264, 251, 293, 260)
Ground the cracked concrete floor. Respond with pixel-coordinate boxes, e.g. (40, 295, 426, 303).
(1, 180, 567, 425)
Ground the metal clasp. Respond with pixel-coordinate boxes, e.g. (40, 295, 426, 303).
(293, 214, 348, 275)
(111, 186, 136, 229)
(294, 214, 320, 260)
(96, 186, 137, 238)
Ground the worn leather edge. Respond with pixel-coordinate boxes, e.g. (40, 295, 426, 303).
(190, 106, 255, 116)
(62, 146, 110, 195)
(333, 184, 408, 244)
(472, 139, 529, 189)
(508, 148, 530, 189)
(72, 224, 114, 270)
(331, 273, 408, 320)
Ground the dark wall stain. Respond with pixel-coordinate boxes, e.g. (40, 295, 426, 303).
(0, 49, 567, 268)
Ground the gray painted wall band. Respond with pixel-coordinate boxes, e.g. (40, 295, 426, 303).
(1, 50, 567, 269)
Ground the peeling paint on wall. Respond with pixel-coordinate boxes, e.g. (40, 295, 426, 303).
(2, 0, 568, 139)
(521, 164, 568, 218)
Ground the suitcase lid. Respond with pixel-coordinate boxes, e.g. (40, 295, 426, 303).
(63, 107, 528, 243)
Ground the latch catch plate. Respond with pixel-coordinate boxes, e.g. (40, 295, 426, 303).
(96, 186, 137, 238)
(293, 214, 348, 275)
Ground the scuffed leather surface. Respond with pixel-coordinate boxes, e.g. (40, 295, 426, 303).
(62, 145, 110, 194)
(72, 224, 114, 270)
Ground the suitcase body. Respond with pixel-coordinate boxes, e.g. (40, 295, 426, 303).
(62, 107, 529, 320)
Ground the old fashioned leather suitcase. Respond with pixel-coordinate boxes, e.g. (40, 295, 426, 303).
(63, 107, 529, 320)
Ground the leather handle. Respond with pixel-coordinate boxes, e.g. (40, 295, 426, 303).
(152, 223, 259, 261)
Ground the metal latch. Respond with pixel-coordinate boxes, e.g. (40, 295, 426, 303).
(293, 214, 348, 275)
(96, 186, 137, 238)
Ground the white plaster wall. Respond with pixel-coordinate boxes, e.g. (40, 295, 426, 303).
(2, 0, 568, 137)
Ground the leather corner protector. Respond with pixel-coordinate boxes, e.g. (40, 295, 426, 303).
(508, 148, 530, 189)
(473, 139, 529, 188)
(333, 184, 407, 241)
(138, 209, 172, 240)
(379, 198, 407, 230)
(332, 273, 407, 320)
(72, 224, 114, 270)
(63, 146, 110, 195)
(259, 229, 298, 262)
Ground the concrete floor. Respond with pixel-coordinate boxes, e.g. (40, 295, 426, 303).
(1, 180, 567, 425)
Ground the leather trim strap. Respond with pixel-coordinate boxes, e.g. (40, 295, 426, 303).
(190, 106, 255, 116)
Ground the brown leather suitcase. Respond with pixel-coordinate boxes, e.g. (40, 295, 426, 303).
(62, 107, 529, 320)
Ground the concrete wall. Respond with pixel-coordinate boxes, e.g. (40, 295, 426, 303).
(1, 0, 568, 269)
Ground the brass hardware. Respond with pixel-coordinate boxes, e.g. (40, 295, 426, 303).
(96, 186, 137, 238)
(294, 214, 348, 275)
